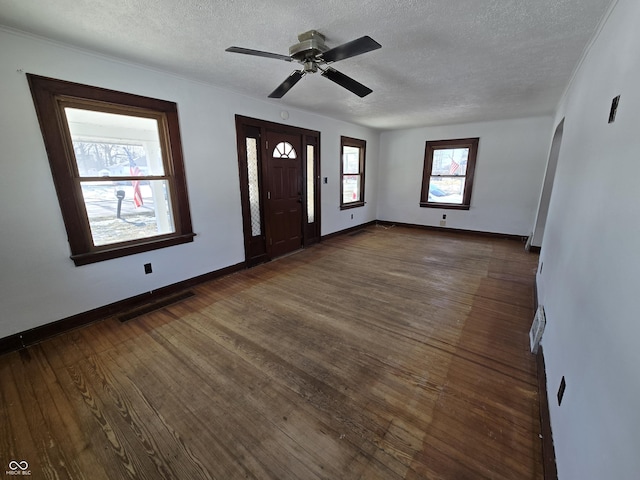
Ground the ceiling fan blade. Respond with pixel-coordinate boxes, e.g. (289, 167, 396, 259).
(320, 36, 381, 63)
(225, 46, 293, 62)
(268, 70, 305, 98)
(321, 67, 373, 97)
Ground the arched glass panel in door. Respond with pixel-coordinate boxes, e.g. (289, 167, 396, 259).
(273, 141, 297, 159)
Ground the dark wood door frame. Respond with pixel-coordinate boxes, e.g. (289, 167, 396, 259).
(235, 115, 321, 266)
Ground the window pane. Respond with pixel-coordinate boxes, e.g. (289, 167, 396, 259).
(343, 146, 360, 174)
(246, 138, 262, 236)
(343, 174, 361, 203)
(431, 148, 469, 176)
(65, 108, 165, 177)
(307, 145, 315, 224)
(81, 180, 175, 246)
(428, 176, 465, 204)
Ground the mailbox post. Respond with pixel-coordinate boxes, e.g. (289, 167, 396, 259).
(116, 190, 126, 218)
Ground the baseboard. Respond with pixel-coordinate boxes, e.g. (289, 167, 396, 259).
(323, 219, 530, 243)
(0, 261, 244, 356)
(536, 346, 558, 479)
(375, 220, 528, 242)
(321, 220, 377, 241)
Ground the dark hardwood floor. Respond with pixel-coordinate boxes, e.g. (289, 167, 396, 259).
(0, 226, 543, 479)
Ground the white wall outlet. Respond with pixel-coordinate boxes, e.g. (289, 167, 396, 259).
(440, 220, 446, 226)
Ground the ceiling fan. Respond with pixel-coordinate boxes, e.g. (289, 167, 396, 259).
(225, 30, 381, 98)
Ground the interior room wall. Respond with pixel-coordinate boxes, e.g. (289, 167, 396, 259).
(376, 117, 552, 236)
(530, 119, 564, 247)
(536, 0, 640, 477)
(0, 28, 378, 339)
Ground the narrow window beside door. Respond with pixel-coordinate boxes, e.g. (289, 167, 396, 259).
(307, 144, 315, 223)
(246, 137, 262, 236)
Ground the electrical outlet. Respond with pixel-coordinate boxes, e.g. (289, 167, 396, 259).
(144, 263, 152, 274)
(351, 213, 353, 219)
(439, 220, 446, 227)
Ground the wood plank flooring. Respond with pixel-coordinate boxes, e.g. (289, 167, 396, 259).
(0, 226, 543, 479)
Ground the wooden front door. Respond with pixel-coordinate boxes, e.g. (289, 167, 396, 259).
(264, 131, 303, 258)
(235, 115, 320, 266)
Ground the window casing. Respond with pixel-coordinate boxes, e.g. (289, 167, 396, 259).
(340, 136, 366, 209)
(28, 74, 194, 266)
(420, 137, 479, 210)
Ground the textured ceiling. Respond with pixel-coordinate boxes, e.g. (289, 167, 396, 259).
(0, 0, 612, 130)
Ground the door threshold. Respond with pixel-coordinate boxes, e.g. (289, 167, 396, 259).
(272, 248, 304, 261)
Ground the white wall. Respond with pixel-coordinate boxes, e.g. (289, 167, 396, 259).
(377, 117, 552, 235)
(530, 119, 564, 247)
(537, 0, 640, 477)
(0, 28, 379, 338)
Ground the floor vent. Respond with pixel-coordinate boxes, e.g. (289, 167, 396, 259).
(119, 290, 195, 322)
(529, 304, 546, 353)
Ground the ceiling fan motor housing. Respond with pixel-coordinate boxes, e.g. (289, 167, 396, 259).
(289, 30, 328, 62)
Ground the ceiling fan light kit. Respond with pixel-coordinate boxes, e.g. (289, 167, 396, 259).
(225, 30, 381, 98)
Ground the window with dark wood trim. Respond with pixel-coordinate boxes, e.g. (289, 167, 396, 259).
(27, 74, 194, 266)
(340, 136, 366, 209)
(420, 137, 479, 210)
